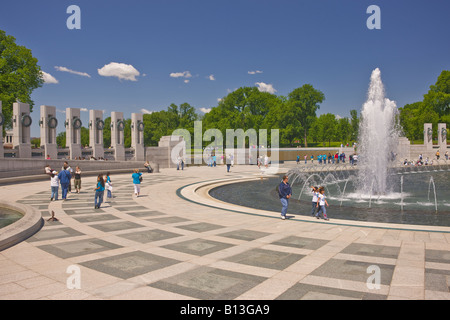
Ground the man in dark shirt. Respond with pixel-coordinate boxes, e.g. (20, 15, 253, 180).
(278, 175, 292, 220)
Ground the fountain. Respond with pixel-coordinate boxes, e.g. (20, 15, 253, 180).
(208, 68, 450, 227)
(357, 68, 399, 195)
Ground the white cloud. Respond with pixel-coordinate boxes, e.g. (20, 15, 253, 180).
(208, 74, 215, 81)
(248, 70, 263, 75)
(255, 82, 277, 94)
(170, 71, 192, 79)
(41, 71, 59, 84)
(200, 107, 212, 113)
(140, 108, 153, 114)
(80, 108, 88, 112)
(55, 66, 91, 78)
(98, 62, 140, 81)
(184, 79, 190, 84)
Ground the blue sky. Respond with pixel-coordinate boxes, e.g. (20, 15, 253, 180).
(0, 0, 449, 136)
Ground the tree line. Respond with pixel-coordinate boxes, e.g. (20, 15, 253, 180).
(398, 70, 450, 142)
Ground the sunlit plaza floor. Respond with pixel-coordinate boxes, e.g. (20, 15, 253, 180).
(1, 163, 450, 300)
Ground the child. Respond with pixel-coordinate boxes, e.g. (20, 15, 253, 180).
(105, 172, 113, 200)
(94, 174, 105, 209)
(315, 187, 329, 221)
(310, 186, 319, 216)
(50, 171, 59, 201)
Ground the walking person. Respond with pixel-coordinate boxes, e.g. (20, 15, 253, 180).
(132, 169, 142, 197)
(309, 186, 319, 216)
(94, 174, 105, 209)
(105, 172, 113, 201)
(315, 187, 329, 220)
(74, 166, 82, 193)
(50, 171, 59, 201)
(57, 164, 72, 200)
(278, 175, 292, 220)
(226, 154, 232, 173)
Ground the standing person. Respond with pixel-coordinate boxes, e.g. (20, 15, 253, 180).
(315, 187, 329, 221)
(304, 155, 307, 164)
(226, 154, 232, 173)
(310, 155, 314, 164)
(105, 172, 113, 200)
(94, 174, 105, 209)
(132, 169, 142, 197)
(445, 151, 449, 160)
(436, 150, 440, 160)
(50, 171, 59, 201)
(278, 175, 292, 220)
(65, 162, 74, 193)
(309, 186, 319, 216)
(74, 166, 82, 193)
(57, 164, 72, 200)
(296, 155, 300, 165)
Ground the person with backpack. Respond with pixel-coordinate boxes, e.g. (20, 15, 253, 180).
(278, 175, 292, 220)
(57, 164, 72, 200)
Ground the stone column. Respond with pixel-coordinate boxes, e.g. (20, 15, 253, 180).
(66, 108, 82, 159)
(424, 123, 433, 150)
(89, 109, 104, 159)
(131, 113, 145, 161)
(40, 105, 58, 160)
(111, 112, 125, 161)
(438, 123, 447, 152)
(12, 102, 32, 158)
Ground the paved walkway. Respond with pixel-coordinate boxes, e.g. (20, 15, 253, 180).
(1, 164, 450, 300)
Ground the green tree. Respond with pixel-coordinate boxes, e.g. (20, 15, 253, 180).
(423, 70, 450, 117)
(350, 109, 359, 141)
(398, 70, 449, 141)
(336, 117, 352, 144)
(314, 113, 338, 146)
(287, 84, 325, 146)
(0, 30, 44, 129)
(204, 87, 281, 146)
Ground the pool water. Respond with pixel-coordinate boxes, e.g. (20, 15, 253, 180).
(0, 208, 23, 229)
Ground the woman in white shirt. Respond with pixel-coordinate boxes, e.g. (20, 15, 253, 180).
(50, 171, 60, 201)
(310, 186, 319, 216)
(315, 187, 329, 220)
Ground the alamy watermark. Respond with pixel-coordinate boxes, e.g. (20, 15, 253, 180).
(67, 5, 81, 30)
(66, 265, 81, 289)
(170, 121, 280, 174)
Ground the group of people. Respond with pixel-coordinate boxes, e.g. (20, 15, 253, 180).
(46, 162, 148, 210)
(405, 151, 449, 166)
(297, 152, 355, 165)
(277, 176, 329, 221)
(46, 162, 82, 201)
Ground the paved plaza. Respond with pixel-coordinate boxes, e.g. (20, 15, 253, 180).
(1, 163, 450, 300)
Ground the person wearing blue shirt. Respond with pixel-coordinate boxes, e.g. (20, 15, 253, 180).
(57, 165, 72, 200)
(278, 175, 292, 220)
(94, 174, 105, 209)
(132, 169, 142, 197)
